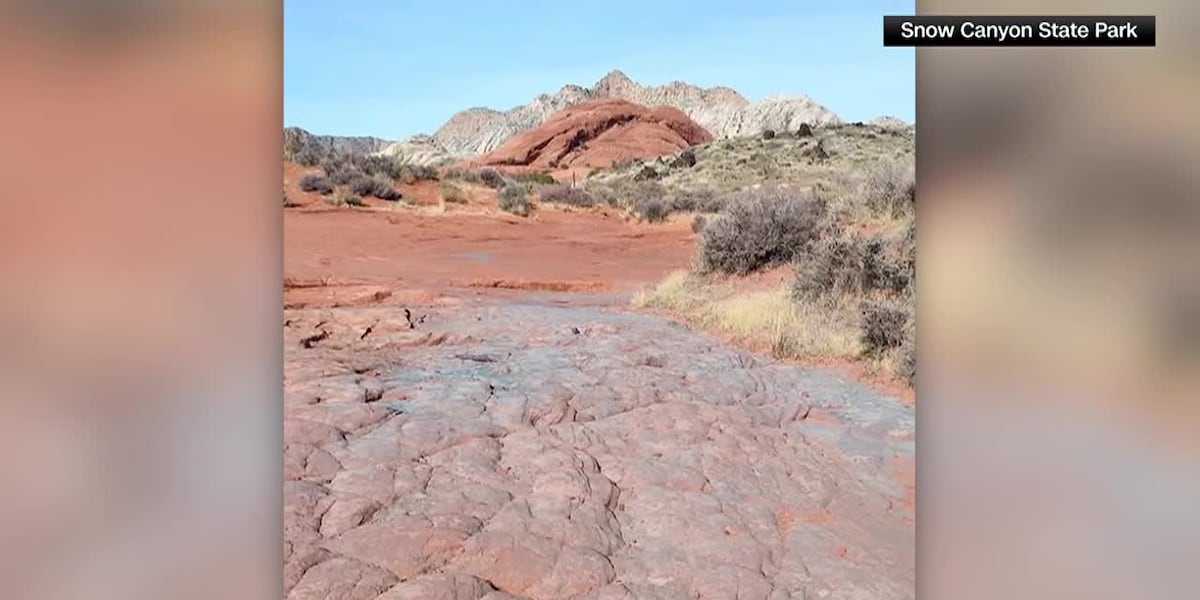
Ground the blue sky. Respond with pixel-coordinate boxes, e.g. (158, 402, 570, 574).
(284, 1, 914, 138)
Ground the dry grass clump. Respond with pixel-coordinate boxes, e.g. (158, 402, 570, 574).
(538, 185, 597, 208)
(634, 271, 861, 362)
(439, 181, 469, 204)
(498, 184, 532, 217)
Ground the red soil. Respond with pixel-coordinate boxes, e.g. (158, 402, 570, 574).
(284, 177, 698, 298)
(470, 98, 712, 171)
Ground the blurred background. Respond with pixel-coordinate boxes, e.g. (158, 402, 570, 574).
(919, 1, 1200, 598)
(0, 0, 1195, 598)
(0, 1, 281, 598)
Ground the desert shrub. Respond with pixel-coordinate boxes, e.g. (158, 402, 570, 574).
(859, 298, 910, 355)
(293, 148, 325, 167)
(699, 188, 826, 274)
(792, 229, 869, 301)
(348, 175, 402, 201)
(669, 188, 724, 213)
(327, 188, 362, 207)
(348, 174, 375, 196)
(691, 214, 707, 233)
(796, 123, 814, 137)
(352, 154, 394, 178)
(626, 180, 665, 206)
(442, 168, 476, 183)
(671, 148, 697, 169)
(762, 129, 776, 140)
(511, 171, 556, 185)
(388, 163, 438, 184)
(440, 181, 468, 203)
(612, 158, 641, 172)
(478, 168, 506, 189)
(498, 184, 531, 216)
(538, 185, 596, 208)
(370, 181, 402, 201)
(862, 225, 914, 293)
(408, 164, 439, 180)
(634, 166, 661, 181)
(897, 315, 916, 385)
(859, 159, 915, 218)
(633, 197, 669, 223)
(330, 167, 363, 186)
(299, 174, 333, 195)
(794, 221, 914, 301)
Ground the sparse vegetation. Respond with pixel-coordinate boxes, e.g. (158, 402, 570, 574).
(478, 168, 505, 189)
(299, 174, 333, 195)
(668, 188, 724, 214)
(635, 152, 916, 386)
(633, 196, 669, 223)
(498, 184, 531, 216)
(671, 148, 697, 169)
(859, 297, 909, 355)
(440, 181, 468, 204)
(348, 175, 402, 201)
(509, 171, 556, 185)
(699, 187, 826, 274)
(538, 185, 596, 208)
(327, 188, 363, 207)
(586, 123, 912, 195)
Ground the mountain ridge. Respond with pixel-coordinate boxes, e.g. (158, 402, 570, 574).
(292, 70, 868, 166)
(418, 69, 840, 158)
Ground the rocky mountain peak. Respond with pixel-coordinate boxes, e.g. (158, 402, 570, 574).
(594, 69, 635, 92)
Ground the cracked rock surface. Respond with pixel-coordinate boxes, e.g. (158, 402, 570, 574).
(284, 294, 914, 599)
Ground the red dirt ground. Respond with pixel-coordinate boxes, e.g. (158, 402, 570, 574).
(283, 162, 913, 403)
(284, 160, 698, 296)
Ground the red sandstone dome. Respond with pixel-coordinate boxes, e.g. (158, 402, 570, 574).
(473, 98, 712, 170)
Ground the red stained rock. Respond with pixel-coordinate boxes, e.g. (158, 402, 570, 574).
(472, 98, 712, 171)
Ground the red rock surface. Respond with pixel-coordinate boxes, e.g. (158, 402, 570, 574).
(472, 98, 712, 171)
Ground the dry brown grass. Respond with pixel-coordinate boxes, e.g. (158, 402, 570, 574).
(634, 271, 862, 362)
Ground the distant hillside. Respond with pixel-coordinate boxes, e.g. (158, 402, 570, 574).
(429, 70, 842, 157)
(472, 98, 713, 170)
(283, 127, 392, 158)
